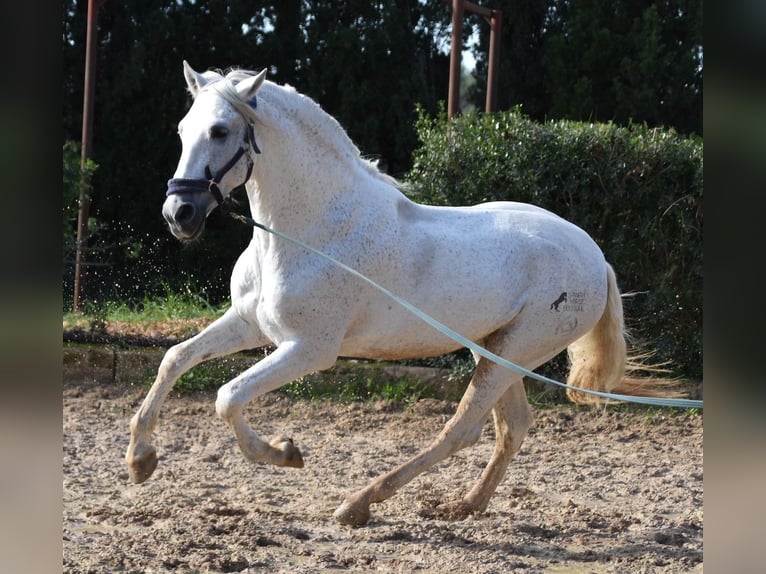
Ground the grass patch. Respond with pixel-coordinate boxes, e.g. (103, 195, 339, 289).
(63, 285, 226, 335)
(281, 373, 438, 405)
(118, 348, 442, 405)
(65, 287, 224, 324)
(171, 368, 440, 405)
(173, 359, 243, 396)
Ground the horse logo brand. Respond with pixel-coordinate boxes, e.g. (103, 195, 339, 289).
(550, 290, 585, 313)
(550, 292, 567, 311)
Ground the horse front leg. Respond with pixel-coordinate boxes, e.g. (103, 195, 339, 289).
(214, 339, 337, 468)
(125, 307, 267, 483)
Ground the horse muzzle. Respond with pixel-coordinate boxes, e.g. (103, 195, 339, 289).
(162, 191, 213, 241)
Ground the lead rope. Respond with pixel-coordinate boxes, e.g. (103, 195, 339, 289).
(228, 211, 702, 410)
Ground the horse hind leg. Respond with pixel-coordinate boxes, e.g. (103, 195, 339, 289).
(432, 339, 559, 519)
(333, 352, 513, 527)
(459, 379, 533, 514)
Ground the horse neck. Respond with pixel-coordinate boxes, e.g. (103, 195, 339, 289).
(247, 85, 375, 236)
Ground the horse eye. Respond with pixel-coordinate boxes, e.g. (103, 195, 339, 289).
(209, 125, 229, 140)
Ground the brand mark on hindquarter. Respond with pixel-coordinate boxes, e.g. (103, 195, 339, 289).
(550, 290, 585, 313)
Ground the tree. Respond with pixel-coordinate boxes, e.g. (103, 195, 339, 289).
(471, 0, 702, 135)
(543, 0, 702, 135)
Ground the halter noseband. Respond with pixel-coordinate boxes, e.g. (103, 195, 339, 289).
(166, 96, 261, 213)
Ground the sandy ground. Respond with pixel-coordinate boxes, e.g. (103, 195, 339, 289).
(63, 378, 702, 573)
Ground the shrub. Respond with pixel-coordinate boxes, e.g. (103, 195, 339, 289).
(405, 107, 702, 380)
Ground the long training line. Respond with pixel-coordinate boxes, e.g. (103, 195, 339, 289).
(231, 212, 703, 409)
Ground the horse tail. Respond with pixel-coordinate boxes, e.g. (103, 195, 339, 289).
(565, 263, 685, 405)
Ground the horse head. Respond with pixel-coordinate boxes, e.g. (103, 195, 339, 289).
(163, 61, 267, 241)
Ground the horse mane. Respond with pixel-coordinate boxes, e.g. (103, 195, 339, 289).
(197, 68, 260, 128)
(197, 68, 404, 191)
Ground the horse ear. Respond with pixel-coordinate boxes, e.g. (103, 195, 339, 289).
(235, 69, 268, 102)
(183, 60, 209, 98)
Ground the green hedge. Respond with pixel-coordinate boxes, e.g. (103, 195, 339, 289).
(404, 107, 702, 380)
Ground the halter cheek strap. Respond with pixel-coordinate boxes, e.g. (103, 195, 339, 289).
(166, 96, 261, 212)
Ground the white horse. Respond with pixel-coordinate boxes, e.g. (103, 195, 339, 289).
(126, 62, 679, 526)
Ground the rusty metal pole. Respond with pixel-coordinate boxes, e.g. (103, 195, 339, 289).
(445, 0, 501, 117)
(447, 0, 464, 118)
(485, 10, 501, 113)
(73, 0, 105, 312)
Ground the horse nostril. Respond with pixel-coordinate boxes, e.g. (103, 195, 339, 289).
(175, 203, 196, 225)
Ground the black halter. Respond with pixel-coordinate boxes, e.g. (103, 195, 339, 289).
(166, 96, 261, 213)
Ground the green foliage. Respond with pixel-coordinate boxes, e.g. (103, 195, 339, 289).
(471, 0, 702, 136)
(172, 359, 238, 396)
(63, 141, 98, 261)
(405, 108, 702, 380)
(281, 373, 437, 406)
(63, 282, 225, 324)
(542, 0, 702, 135)
(126, 355, 247, 397)
(133, 359, 439, 403)
(106, 284, 221, 323)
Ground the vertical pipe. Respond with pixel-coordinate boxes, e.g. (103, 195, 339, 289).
(74, 0, 103, 312)
(448, 0, 464, 118)
(485, 10, 502, 113)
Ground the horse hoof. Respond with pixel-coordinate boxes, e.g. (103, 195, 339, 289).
(271, 436, 304, 468)
(127, 446, 158, 484)
(333, 501, 371, 527)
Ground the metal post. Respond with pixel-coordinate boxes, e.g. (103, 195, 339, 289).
(445, 0, 502, 117)
(485, 10, 501, 113)
(447, 0, 464, 118)
(73, 0, 105, 312)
